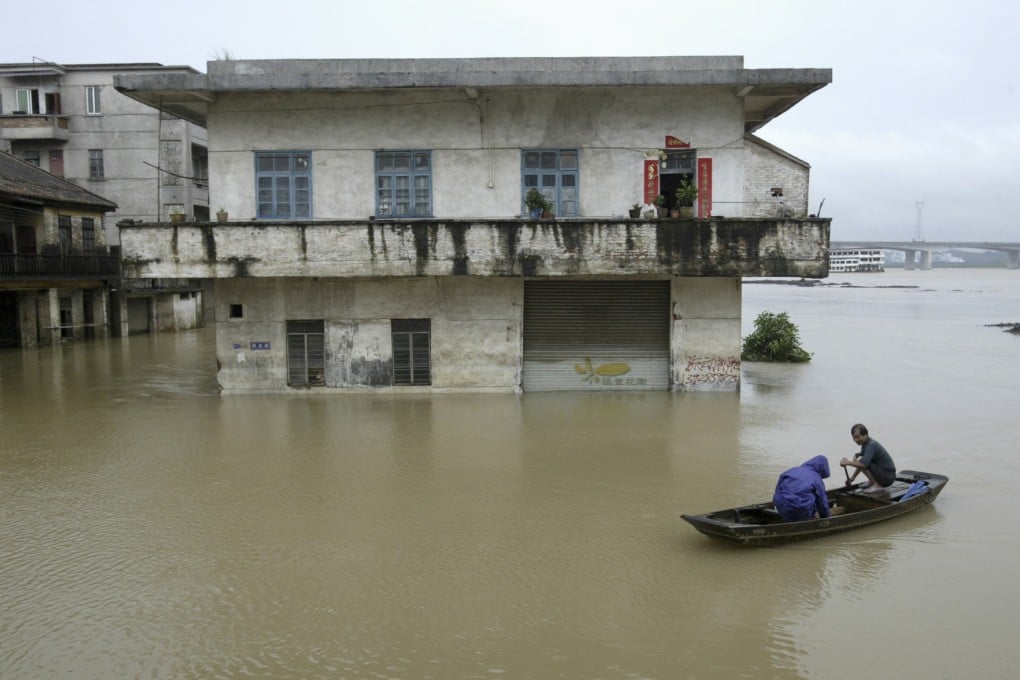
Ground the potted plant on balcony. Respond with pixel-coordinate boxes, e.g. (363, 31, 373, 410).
(216, 208, 228, 223)
(524, 188, 550, 219)
(673, 179, 699, 218)
(629, 203, 642, 219)
(169, 208, 186, 224)
(655, 194, 667, 218)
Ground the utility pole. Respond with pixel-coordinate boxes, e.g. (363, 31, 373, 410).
(914, 201, 925, 242)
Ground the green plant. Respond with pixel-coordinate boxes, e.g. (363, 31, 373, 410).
(654, 195, 666, 207)
(524, 187, 551, 211)
(674, 179, 699, 207)
(632, 203, 641, 210)
(741, 311, 812, 362)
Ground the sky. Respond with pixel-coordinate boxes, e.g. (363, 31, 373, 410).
(4, 0, 1017, 241)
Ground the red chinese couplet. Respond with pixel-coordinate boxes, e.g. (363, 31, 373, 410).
(643, 160, 659, 205)
(697, 158, 712, 218)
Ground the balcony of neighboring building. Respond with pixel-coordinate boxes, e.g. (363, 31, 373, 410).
(0, 113, 71, 142)
(0, 249, 120, 287)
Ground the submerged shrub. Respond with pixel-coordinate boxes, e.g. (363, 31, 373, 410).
(741, 311, 812, 362)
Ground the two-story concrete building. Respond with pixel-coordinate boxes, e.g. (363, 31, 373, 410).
(114, 56, 831, 393)
(0, 151, 119, 347)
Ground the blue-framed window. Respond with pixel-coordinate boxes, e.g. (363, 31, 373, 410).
(375, 151, 432, 217)
(256, 151, 311, 219)
(521, 149, 578, 216)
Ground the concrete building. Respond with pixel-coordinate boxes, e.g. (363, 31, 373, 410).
(0, 62, 210, 240)
(0, 61, 211, 335)
(0, 151, 118, 347)
(114, 56, 831, 393)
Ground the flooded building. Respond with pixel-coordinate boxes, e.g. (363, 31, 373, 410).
(0, 151, 118, 347)
(114, 56, 831, 393)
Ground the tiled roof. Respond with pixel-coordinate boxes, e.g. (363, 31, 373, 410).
(0, 151, 117, 211)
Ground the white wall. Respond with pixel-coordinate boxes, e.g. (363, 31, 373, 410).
(207, 87, 747, 221)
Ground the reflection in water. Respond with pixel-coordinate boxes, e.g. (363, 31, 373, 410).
(2, 270, 1020, 678)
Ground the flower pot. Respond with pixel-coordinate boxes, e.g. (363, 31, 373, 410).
(679, 206, 693, 218)
(656, 207, 667, 218)
(669, 209, 680, 218)
(216, 210, 228, 223)
(628, 207, 642, 218)
(170, 213, 185, 224)
(528, 207, 542, 219)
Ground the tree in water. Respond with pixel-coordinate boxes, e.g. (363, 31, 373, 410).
(741, 311, 812, 362)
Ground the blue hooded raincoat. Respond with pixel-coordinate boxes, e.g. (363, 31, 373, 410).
(772, 455, 831, 522)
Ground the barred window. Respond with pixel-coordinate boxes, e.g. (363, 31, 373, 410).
(88, 149, 104, 180)
(392, 318, 431, 386)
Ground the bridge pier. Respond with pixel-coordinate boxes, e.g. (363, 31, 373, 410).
(1007, 251, 1019, 270)
(920, 250, 933, 270)
(904, 249, 916, 270)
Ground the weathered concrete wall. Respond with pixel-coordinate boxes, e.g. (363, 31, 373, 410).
(670, 277, 741, 391)
(214, 275, 746, 393)
(743, 137, 810, 219)
(119, 218, 830, 281)
(215, 277, 523, 393)
(207, 87, 745, 221)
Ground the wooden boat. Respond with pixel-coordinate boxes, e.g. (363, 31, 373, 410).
(681, 470, 948, 546)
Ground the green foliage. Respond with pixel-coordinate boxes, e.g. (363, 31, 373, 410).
(524, 187, 551, 211)
(741, 311, 812, 362)
(674, 179, 699, 207)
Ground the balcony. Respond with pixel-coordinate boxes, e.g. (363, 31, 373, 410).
(118, 216, 830, 280)
(0, 252, 120, 283)
(0, 114, 71, 142)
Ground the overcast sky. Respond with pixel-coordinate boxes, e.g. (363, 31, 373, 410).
(4, 0, 1017, 241)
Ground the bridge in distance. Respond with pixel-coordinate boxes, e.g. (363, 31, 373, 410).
(829, 241, 1020, 270)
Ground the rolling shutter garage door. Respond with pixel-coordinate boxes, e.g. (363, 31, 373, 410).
(523, 281, 670, 391)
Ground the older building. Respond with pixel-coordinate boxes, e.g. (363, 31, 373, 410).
(0, 151, 118, 347)
(1, 62, 212, 336)
(115, 56, 831, 393)
(0, 62, 209, 241)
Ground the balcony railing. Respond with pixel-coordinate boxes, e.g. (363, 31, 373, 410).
(0, 253, 120, 279)
(0, 114, 71, 141)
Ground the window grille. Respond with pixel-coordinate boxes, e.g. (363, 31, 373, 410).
(392, 318, 431, 385)
(287, 319, 325, 387)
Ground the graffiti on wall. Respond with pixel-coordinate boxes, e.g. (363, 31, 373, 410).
(682, 354, 739, 387)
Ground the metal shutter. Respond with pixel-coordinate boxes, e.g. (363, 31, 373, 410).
(523, 281, 670, 391)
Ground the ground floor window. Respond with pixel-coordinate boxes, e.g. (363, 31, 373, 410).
(391, 318, 431, 385)
(287, 319, 325, 387)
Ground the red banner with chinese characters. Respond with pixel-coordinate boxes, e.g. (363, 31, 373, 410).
(697, 158, 713, 218)
(665, 136, 690, 149)
(643, 159, 659, 205)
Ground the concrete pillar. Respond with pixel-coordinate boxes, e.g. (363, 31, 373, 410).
(16, 291, 40, 348)
(670, 277, 742, 392)
(920, 250, 933, 270)
(1006, 251, 1019, 270)
(109, 290, 129, 337)
(70, 289, 85, 340)
(43, 289, 61, 346)
(904, 249, 916, 270)
(91, 288, 110, 339)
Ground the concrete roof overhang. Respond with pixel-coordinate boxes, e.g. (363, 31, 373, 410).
(114, 56, 831, 133)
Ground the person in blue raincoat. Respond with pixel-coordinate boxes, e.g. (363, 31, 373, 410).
(772, 455, 831, 522)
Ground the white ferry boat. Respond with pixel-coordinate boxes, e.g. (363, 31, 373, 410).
(829, 248, 885, 272)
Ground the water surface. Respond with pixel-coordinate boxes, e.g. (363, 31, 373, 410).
(2, 269, 1017, 679)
